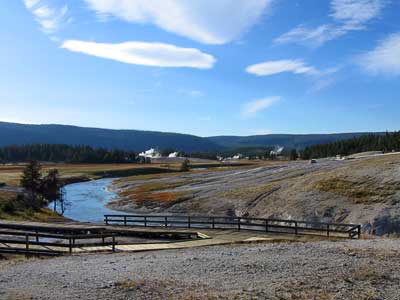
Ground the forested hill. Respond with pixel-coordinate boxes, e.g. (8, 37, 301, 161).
(300, 132, 400, 159)
(0, 144, 138, 163)
(207, 133, 378, 149)
(0, 122, 383, 152)
(0, 122, 221, 152)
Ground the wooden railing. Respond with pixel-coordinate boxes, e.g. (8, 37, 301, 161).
(104, 214, 361, 239)
(0, 227, 116, 256)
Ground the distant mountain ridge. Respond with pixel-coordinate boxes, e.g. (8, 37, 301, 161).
(0, 122, 220, 152)
(0, 122, 382, 152)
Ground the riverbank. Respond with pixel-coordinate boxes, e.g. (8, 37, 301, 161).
(0, 162, 191, 187)
(1, 238, 399, 299)
(50, 178, 130, 223)
(0, 163, 193, 222)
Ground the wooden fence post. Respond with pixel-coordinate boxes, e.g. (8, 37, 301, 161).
(327, 224, 330, 237)
(237, 217, 241, 231)
(357, 225, 361, 239)
(144, 216, 147, 227)
(105, 215, 108, 225)
(69, 237, 72, 254)
(212, 217, 215, 229)
(294, 221, 298, 235)
(265, 220, 269, 232)
(188, 216, 191, 228)
(165, 216, 168, 227)
(35, 229, 39, 242)
(124, 216, 127, 226)
(112, 234, 116, 253)
(25, 234, 29, 258)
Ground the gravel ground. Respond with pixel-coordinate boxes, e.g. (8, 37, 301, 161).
(1, 239, 399, 300)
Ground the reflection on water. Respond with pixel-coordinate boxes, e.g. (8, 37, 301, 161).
(49, 178, 128, 223)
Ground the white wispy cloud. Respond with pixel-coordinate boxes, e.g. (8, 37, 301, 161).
(246, 58, 340, 92)
(23, 0, 69, 33)
(308, 66, 341, 93)
(330, 0, 385, 29)
(84, 0, 272, 45)
(61, 40, 216, 69)
(308, 77, 338, 93)
(23, 0, 39, 9)
(359, 32, 400, 76)
(246, 59, 317, 76)
(275, 24, 346, 48)
(242, 97, 280, 117)
(275, 0, 386, 47)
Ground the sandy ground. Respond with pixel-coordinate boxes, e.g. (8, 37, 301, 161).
(1, 238, 399, 300)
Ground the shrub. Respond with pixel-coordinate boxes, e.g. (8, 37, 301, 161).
(180, 159, 190, 172)
(0, 201, 16, 214)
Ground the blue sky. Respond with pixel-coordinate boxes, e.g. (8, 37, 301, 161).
(1, 0, 399, 136)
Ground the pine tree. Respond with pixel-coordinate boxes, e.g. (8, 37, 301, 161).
(289, 149, 298, 160)
(40, 169, 62, 203)
(20, 160, 43, 209)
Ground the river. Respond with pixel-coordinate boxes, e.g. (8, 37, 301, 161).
(49, 178, 128, 223)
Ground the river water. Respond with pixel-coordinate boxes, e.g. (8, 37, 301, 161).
(49, 178, 128, 223)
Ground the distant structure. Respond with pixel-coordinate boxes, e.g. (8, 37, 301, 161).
(270, 146, 284, 157)
(138, 148, 161, 158)
(168, 152, 179, 158)
(232, 153, 244, 159)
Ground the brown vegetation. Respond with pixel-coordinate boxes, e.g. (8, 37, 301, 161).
(118, 181, 195, 208)
(0, 190, 62, 221)
(314, 176, 398, 204)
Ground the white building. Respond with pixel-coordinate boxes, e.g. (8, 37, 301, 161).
(138, 148, 161, 158)
(168, 152, 179, 158)
(232, 153, 243, 159)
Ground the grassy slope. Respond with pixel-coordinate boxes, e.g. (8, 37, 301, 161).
(0, 190, 63, 221)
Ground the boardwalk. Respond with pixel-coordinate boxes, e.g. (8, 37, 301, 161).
(0, 219, 318, 255)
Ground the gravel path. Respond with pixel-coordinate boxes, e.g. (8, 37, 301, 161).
(1, 239, 399, 300)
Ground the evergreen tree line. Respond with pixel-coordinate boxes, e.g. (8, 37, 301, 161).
(0, 144, 138, 164)
(300, 132, 400, 159)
